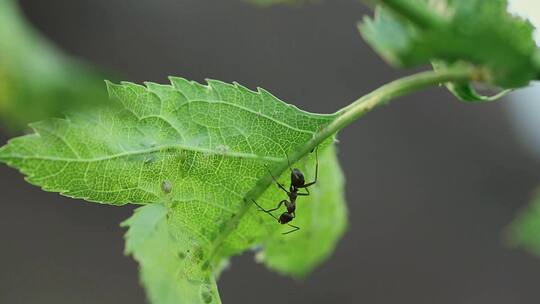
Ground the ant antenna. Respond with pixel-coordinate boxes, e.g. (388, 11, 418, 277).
(251, 199, 279, 220)
(264, 164, 290, 194)
(284, 151, 293, 173)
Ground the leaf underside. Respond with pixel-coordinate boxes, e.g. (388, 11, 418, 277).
(0, 77, 348, 303)
(359, 0, 540, 99)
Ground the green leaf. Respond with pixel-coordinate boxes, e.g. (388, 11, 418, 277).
(122, 204, 221, 304)
(508, 191, 540, 256)
(0, 77, 348, 302)
(0, 0, 108, 131)
(359, 0, 540, 89)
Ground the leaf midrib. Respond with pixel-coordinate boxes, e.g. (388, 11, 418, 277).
(1, 142, 285, 163)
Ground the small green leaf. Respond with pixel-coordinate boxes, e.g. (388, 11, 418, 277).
(441, 82, 511, 102)
(0, 0, 107, 131)
(359, 0, 540, 89)
(122, 204, 222, 304)
(508, 191, 540, 256)
(432, 61, 511, 102)
(0, 77, 347, 303)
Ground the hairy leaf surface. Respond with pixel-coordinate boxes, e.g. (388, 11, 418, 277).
(359, 0, 540, 90)
(0, 78, 348, 303)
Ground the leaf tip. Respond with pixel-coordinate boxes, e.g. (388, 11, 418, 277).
(105, 80, 124, 98)
(169, 76, 191, 92)
(142, 81, 161, 91)
(205, 78, 229, 89)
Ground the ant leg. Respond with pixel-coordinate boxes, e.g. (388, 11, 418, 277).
(265, 164, 290, 195)
(295, 187, 310, 196)
(283, 224, 300, 235)
(265, 200, 287, 212)
(251, 199, 280, 221)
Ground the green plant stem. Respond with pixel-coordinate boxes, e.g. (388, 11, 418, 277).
(208, 66, 475, 263)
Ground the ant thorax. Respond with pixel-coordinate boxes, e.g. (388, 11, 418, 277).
(285, 200, 295, 213)
(288, 187, 298, 200)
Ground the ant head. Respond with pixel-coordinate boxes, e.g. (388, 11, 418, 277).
(290, 168, 305, 187)
(279, 212, 294, 224)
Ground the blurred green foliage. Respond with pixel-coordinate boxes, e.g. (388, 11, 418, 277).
(245, 0, 308, 7)
(245, 0, 540, 100)
(509, 190, 540, 256)
(359, 0, 540, 93)
(0, 0, 108, 132)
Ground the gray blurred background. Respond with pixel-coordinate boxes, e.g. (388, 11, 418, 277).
(2, 0, 540, 303)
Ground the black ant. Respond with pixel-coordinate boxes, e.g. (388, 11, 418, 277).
(252, 147, 318, 234)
